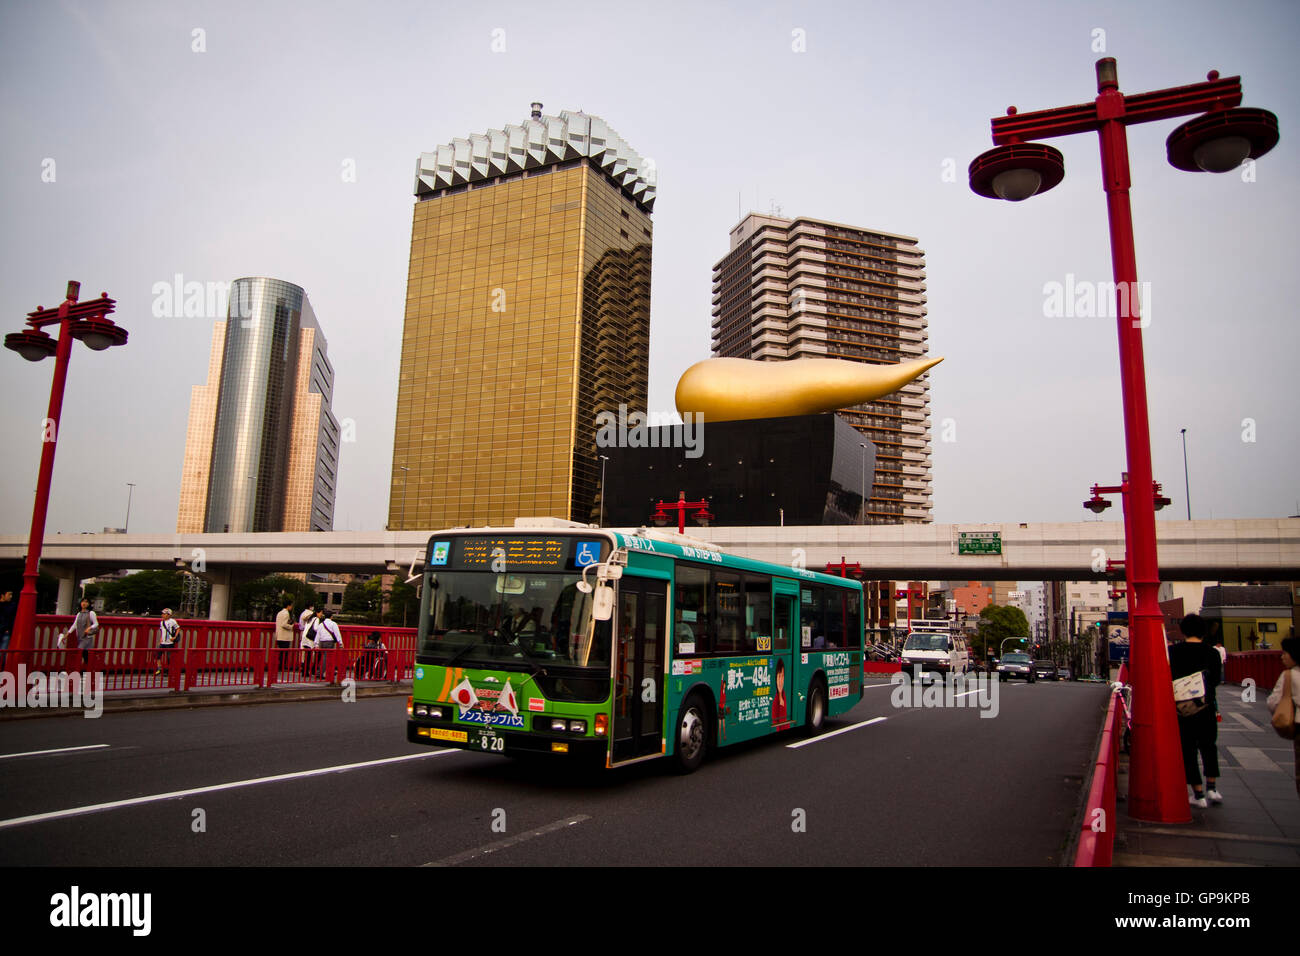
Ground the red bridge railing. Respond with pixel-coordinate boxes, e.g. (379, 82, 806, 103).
(1074, 664, 1127, 867)
(2, 615, 417, 694)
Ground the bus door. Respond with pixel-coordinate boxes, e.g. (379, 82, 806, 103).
(771, 582, 798, 731)
(613, 577, 666, 762)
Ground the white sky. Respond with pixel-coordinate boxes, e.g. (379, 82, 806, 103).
(1, 0, 1296, 536)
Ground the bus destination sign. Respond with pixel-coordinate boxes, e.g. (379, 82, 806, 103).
(459, 537, 566, 569)
(441, 535, 608, 572)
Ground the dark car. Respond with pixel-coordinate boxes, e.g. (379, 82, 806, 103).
(998, 652, 1035, 682)
(1033, 659, 1059, 680)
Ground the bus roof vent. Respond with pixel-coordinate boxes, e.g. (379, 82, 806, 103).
(512, 516, 596, 529)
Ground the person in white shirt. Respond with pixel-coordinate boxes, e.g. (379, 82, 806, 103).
(156, 609, 181, 675)
(316, 610, 344, 681)
(300, 608, 323, 678)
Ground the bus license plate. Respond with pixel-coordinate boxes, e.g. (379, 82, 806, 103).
(471, 729, 506, 753)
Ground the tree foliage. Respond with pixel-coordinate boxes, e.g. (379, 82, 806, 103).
(98, 570, 186, 615)
(231, 575, 320, 623)
(975, 604, 1030, 660)
(339, 575, 420, 625)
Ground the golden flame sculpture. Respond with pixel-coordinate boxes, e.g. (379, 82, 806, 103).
(675, 356, 943, 423)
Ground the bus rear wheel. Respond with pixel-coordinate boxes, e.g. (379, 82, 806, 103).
(805, 679, 827, 734)
(673, 693, 710, 774)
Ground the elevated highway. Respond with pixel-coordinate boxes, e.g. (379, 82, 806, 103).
(2, 518, 1296, 617)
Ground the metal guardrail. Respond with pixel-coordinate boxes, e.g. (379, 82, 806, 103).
(1, 615, 417, 696)
(1074, 663, 1128, 867)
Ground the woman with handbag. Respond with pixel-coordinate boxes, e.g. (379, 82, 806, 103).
(1266, 635, 1300, 798)
(1169, 614, 1222, 808)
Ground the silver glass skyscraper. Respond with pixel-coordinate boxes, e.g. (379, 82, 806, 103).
(178, 277, 339, 533)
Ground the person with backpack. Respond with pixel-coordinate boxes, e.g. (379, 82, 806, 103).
(300, 607, 323, 679)
(156, 608, 182, 676)
(315, 610, 343, 681)
(1170, 613, 1223, 808)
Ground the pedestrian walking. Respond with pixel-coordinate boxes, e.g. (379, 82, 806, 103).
(1170, 613, 1223, 807)
(274, 598, 295, 678)
(1266, 635, 1300, 799)
(156, 608, 181, 676)
(64, 598, 100, 668)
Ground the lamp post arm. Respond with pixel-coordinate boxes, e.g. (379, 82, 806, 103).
(989, 73, 1243, 146)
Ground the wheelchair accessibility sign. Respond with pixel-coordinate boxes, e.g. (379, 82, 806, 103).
(574, 541, 601, 568)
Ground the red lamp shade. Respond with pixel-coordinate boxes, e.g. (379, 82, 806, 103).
(1167, 107, 1279, 173)
(4, 329, 58, 362)
(68, 318, 129, 351)
(969, 143, 1066, 201)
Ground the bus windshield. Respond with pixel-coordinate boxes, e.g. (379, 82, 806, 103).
(420, 570, 611, 671)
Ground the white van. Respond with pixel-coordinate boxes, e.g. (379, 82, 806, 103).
(900, 627, 969, 678)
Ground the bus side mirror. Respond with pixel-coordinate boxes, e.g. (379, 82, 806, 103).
(593, 584, 614, 621)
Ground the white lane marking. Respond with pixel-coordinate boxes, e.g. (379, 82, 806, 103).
(0, 750, 457, 831)
(786, 716, 886, 749)
(423, 814, 591, 866)
(0, 744, 110, 761)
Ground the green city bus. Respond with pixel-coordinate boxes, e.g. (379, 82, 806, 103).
(406, 522, 864, 771)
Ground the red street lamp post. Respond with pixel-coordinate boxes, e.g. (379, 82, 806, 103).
(969, 59, 1278, 823)
(5, 281, 129, 653)
(650, 491, 714, 535)
(894, 585, 924, 632)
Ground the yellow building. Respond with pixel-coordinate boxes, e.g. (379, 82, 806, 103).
(391, 105, 653, 529)
(1201, 585, 1294, 651)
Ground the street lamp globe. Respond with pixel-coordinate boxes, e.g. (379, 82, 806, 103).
(69, 315, 129, 351)
(1166, 104, 1280, 173)
(993, 168, 1043, 201)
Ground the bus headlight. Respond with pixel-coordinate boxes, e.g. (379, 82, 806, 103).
(569, 719, 586, 734)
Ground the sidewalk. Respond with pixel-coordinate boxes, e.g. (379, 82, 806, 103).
(1113, 683, 1300, 866)
(0, 676, 412, 719)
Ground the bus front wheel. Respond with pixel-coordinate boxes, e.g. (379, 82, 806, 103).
(673, 693, 710, 773)
(805, 679, 827, 734)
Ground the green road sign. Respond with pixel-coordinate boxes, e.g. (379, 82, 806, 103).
(958, 531, 1002, 556)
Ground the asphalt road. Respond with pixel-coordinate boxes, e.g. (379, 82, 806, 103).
(0, 678, 1109, 866)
